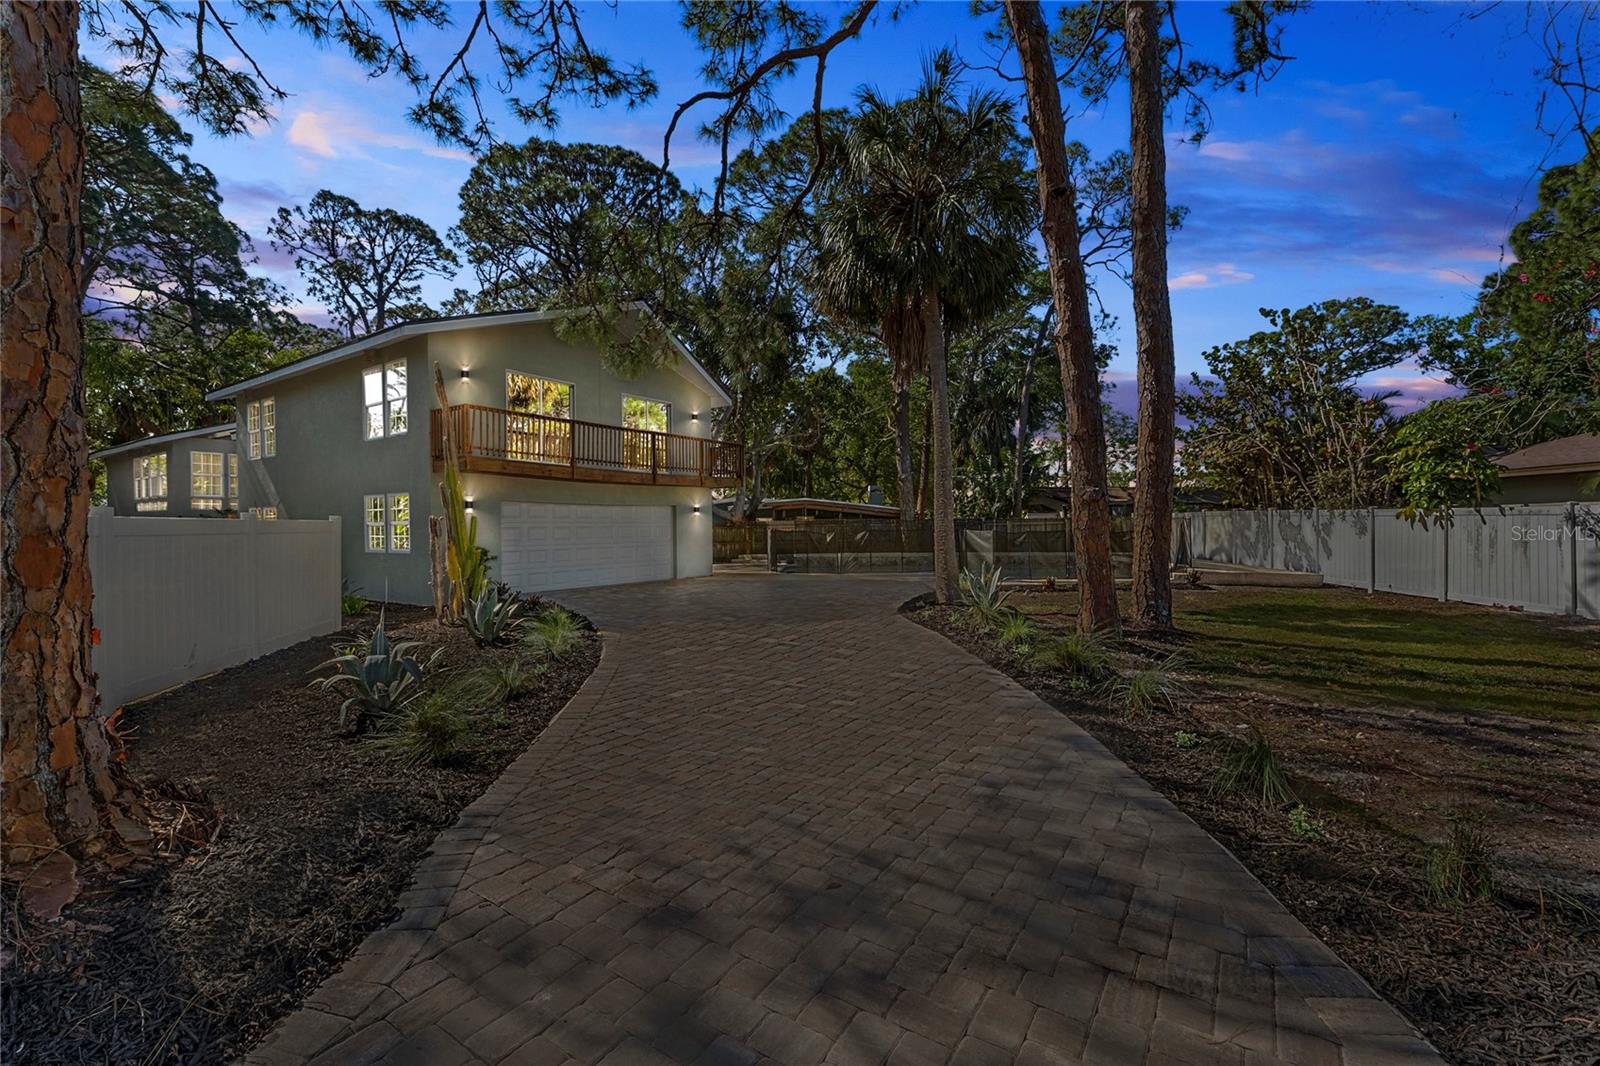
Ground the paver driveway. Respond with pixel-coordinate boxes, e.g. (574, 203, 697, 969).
(249, 575, 1439, 1066)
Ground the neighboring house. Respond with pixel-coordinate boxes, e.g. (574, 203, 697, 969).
(1493, 433, 1600, 504)
(205, 305, 738, 603)
(93, 424, 243, 518)
(713, 494, 902, 524)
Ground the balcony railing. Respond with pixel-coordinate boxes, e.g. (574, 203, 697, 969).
(430, 404, 741, 488)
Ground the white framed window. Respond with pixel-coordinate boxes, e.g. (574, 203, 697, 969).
(191, 451, 223, 509)
(262, 397, 276, 456)
(246, 402, 261, 458)
(363, 360, 408, 440)
(228, 453, 239, 508)
(134, 453, 167, 511)
(364, 493, 411, 552)
(388, 493, 411, 552)
(249, 506, 279, 520)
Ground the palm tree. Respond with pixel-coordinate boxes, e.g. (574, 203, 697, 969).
(812, 52, 1035, 602)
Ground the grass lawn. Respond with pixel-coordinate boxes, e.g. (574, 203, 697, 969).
(1018, 586, 1600, 723)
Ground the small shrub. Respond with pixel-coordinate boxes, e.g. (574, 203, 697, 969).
(370, 695, 470, 766)
(1173, 729, 1202, 750)
(463, 584, 530, 646)
(1029, 628, 1115, 680)
(1288, 804, 1325, 841)
(310, 609, 440, 734)
(1041, 575, 1057, 592)
(525, 605, 583, 662)
(1106, 657, 1186, 715)
(1424, 818, 1496, 907)
(958, 564, 1012, 625)
(488, 657, 543, 701)
(995, 613, 1036, 650)
(1213, 728, 1294, 807)
(340, 582, 368, 616)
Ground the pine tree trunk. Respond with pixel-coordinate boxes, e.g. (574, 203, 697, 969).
(1004, 0, 1121, 633)
(2, 1, 138, 901)
(893, 382, 914, 519)
(924, 290, 959, 604)
(1127, 0, 1176, 629)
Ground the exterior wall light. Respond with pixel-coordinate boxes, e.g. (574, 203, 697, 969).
(464, 496, 475, 511)
(692, 504, 702, 514)
(690, 412, 699, 422)
(460, 367, 470, 380)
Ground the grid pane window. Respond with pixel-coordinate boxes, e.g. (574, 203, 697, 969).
(389, 493, 411, 552)
(134, 454, 168, 510)
(246, 402, 261, 458)
(228, 454, 239, 507)
(365, 495, 386, 551)
(262, 398, 276, 456)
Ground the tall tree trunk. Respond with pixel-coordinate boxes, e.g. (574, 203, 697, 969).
(1011, 305, 1054, 516)
(915, 399, 932, 517)
(1127, 0, 1177, 629)
(1004, 0, 1120, 633)
(3, 1, 140, 911)
(892, 382, 914, 519)
(924, 290, 959, 604)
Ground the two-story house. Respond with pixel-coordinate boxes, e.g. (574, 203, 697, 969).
(93, 424, 244, 517)
(205, 306, 739, 603)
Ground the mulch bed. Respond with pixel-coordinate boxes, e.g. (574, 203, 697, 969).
(2, 603, 599, 1066)
(913, 601, 1600, 1066)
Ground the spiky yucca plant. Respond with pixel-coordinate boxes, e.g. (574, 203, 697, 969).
(311, 609, 441, 734)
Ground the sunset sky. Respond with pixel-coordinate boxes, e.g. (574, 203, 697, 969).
(89, 1, 1592, 415)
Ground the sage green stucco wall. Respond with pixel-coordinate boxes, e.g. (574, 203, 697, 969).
(103, 436, 238, 518)
(229, 318, 722, 605)
(1493, 473, 1600, 505)
(233, 335, 434, 604)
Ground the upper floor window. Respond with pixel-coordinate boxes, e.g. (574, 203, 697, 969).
(364, 360, 407, 440)
(262, 398, 276, 456)
(623, 396, 670, 469)
(134, 454, 167, 511)
(246, 402, 261, 458)
(191, 451, 223, 510)
(506, 371, 572, 463)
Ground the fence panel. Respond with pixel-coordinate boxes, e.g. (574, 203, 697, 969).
(90, 509, 342, 711)
(1578, 506, 1600, 620)
(1446, 507, 1572, 614)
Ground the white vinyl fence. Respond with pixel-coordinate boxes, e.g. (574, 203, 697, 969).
(90, 508, 342, 710)
(1176, 504, 1600, 620)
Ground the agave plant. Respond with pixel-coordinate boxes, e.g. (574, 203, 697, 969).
(462, 584, 529, 646)
(310, 609, 441, 734)
(958, 564, 1012, 625)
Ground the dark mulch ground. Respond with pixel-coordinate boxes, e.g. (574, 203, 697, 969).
(914, 599, 1600, 1066)
(2, 604, 599, 1066)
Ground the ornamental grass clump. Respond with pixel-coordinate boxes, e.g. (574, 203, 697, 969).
(1424, 817, 1496, 908)
(1212, 728, 1294, 807)
(525, 605, 584, 662)
(995, 612, 1037, 651)
(1105, 656, 1187, 715)
(1029, 628, 1115, 681)
(369, 694, 471, 766)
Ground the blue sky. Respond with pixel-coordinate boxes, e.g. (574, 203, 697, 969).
(95, 2, 1589, 414)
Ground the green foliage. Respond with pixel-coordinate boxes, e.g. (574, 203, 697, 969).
(525, 606, 584, 662)
(995, 612, 1037, 650)
(958, 564, 1013, 625)
(462, 584, 530, 647)
(1179, 299, 1431, 508)
(1173, 729, 1203, 750)
(1384, 397, 1504, 523)
(1106, 658, 1187, 715)
(1029, 628, 1116, 680)
(311, 610, 441, 734)
(269, 190, 456, 337)
(1423, 817, 1496, 907)
(1213, 729, 1295, 807)
(341, 592, 369, 617)
(488, 658, 544, 702)
(1288, 804, 1325, 842)
(369, 694, 471, 767)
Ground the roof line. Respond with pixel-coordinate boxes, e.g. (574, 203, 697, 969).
(205, 304, 733, 406)
(90, 423, 236, 460)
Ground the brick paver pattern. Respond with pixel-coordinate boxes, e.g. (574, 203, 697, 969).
(248, 575, 1441, 1066)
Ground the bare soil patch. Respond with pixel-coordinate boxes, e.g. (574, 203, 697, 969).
(914, 589, 1600, 1066)
(2, 604, 599, 1065)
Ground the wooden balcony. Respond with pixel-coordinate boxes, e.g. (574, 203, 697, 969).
(430, 405, 741, 488)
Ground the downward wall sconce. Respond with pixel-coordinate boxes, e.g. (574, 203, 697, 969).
(464, 496, 475, 511)
(690, 412, 700, 423)
(692, 504, 702, 514)
(460, 367, 470, 380)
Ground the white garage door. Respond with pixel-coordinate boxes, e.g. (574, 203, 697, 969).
(500, 502, 674, 593)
